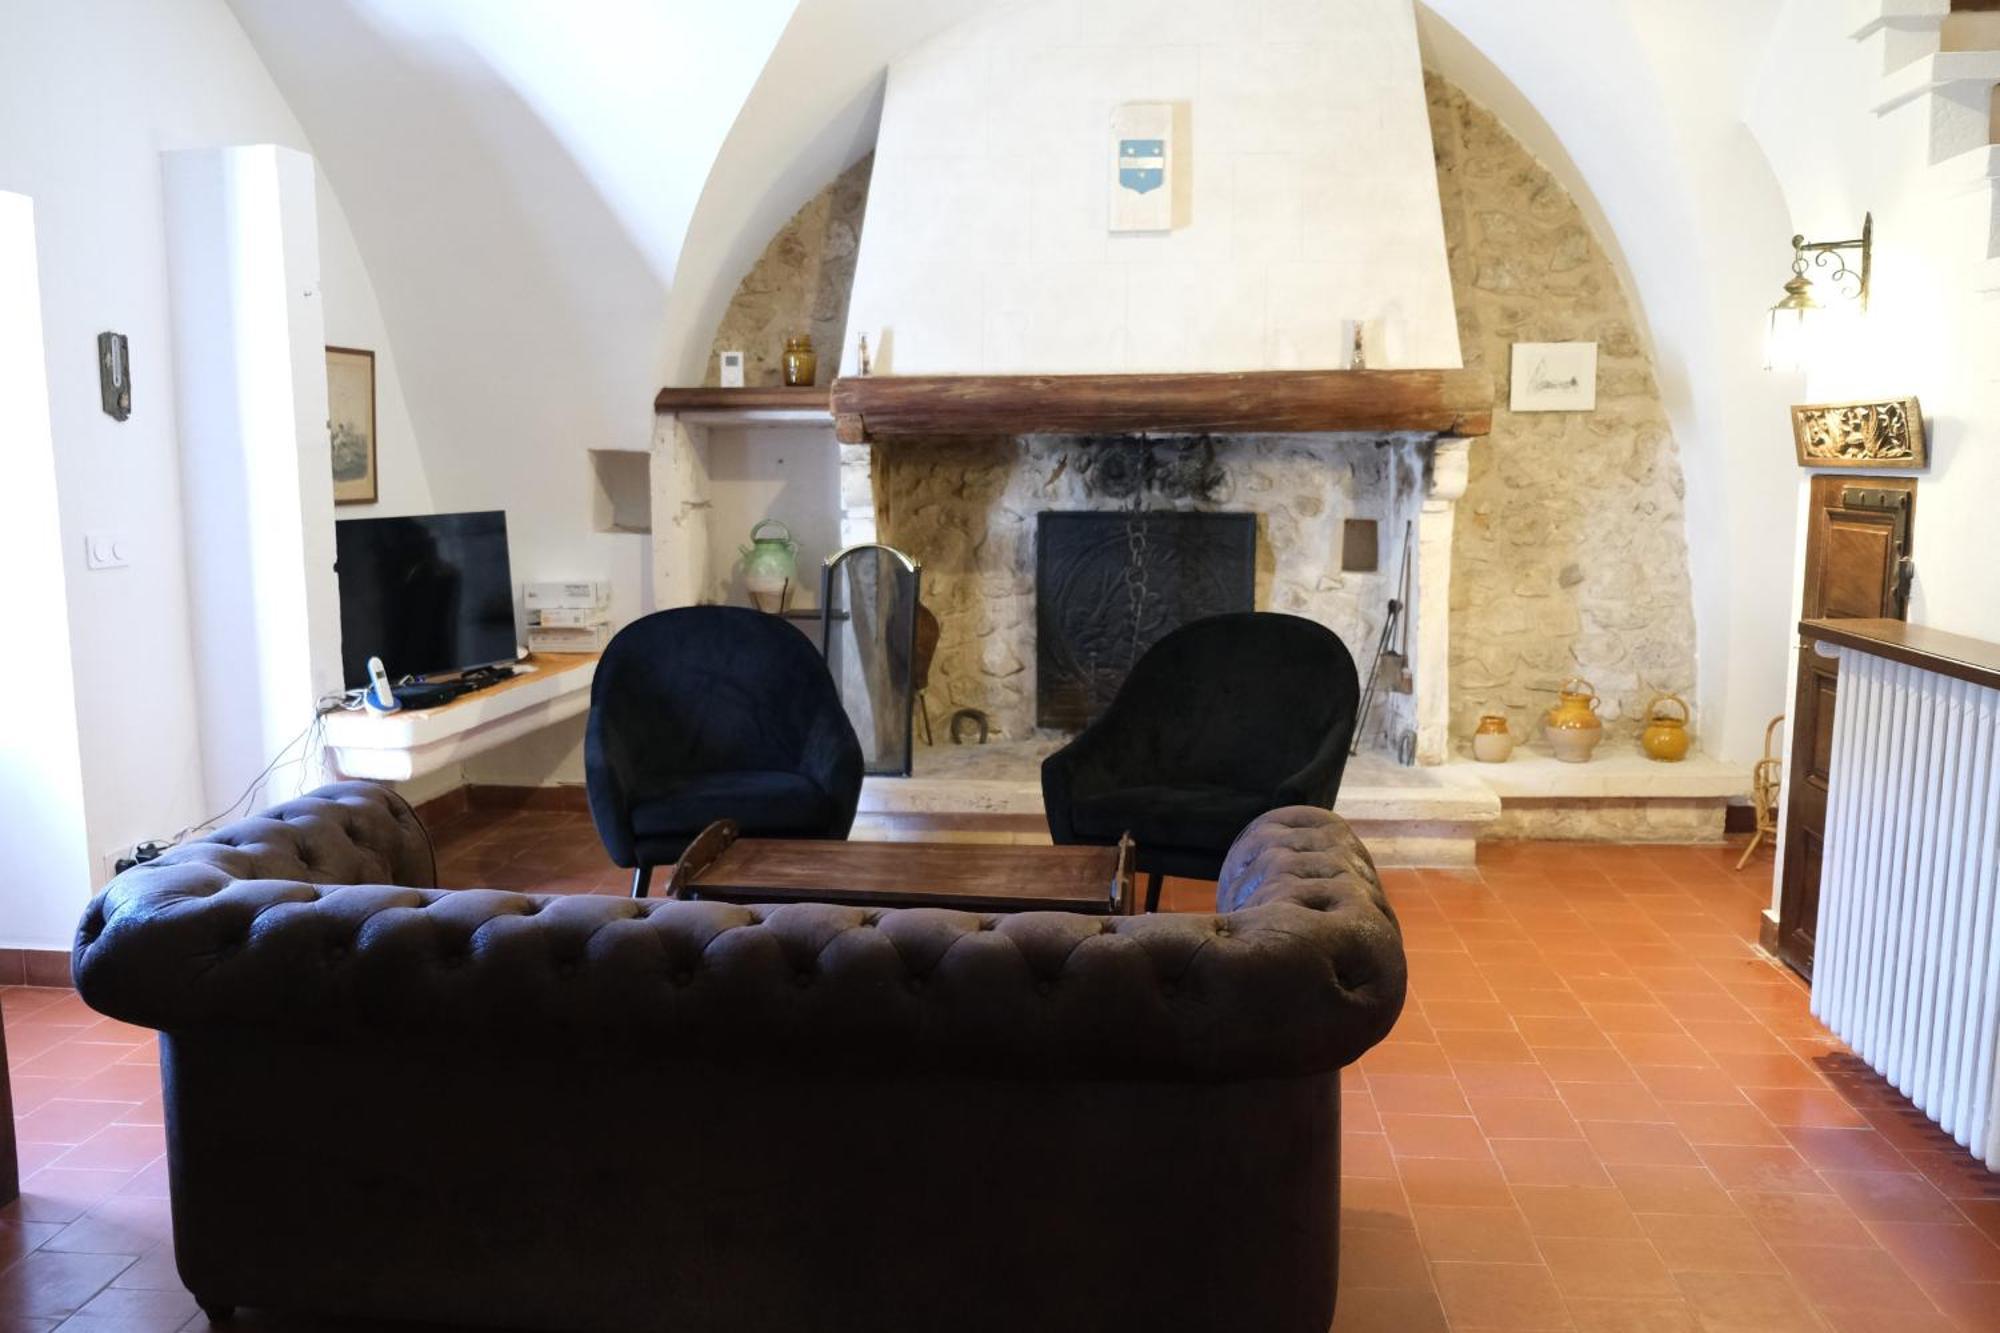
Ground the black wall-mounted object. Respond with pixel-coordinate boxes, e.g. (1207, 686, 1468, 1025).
(97, 332, 130, 420)
(1035, 511, 1256, 730)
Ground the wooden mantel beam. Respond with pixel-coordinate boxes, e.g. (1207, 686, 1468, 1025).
(827, 369, 1493, 444)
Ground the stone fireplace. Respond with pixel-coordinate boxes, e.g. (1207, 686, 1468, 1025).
(859, 431, 1442, 751)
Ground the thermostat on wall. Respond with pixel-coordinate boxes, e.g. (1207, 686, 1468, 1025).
(98, 332, 131, 420)
(719, 350, 746, 388)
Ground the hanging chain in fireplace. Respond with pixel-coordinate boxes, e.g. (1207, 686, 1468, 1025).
(1120, 496, 1153, 677)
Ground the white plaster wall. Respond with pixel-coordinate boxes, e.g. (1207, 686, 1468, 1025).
(0, 193, 95, 949)
(315, 174, 431, 517)
(1748, 0, 2000, 915)
(163, 146, 345, 814)
(1753, 3, 2000, 648)
(842, 0, 1462, 375)
(0, 0, 425, 882)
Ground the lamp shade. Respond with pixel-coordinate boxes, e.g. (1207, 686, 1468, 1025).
(1764, 273, 1819, 374)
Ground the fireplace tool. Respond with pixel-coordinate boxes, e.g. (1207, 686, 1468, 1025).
(1350, 520, 1414, 756)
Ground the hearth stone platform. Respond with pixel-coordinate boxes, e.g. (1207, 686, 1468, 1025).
(854, 740, 1751, 867)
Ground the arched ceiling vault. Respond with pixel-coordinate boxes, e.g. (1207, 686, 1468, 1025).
(231, 0, 1803, 762)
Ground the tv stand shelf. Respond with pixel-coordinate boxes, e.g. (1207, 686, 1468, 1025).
(324, 652, 600, 782)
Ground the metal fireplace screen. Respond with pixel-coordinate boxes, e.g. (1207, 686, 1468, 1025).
(821, 543, 922, 776)
(1036, 511, 1256, 730)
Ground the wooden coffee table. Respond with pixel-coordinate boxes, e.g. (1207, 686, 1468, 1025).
(663, 821, 1138, 916)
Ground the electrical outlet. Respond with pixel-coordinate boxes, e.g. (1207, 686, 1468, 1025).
(84, 533, 129, 569)
(99, 847, 131, 886)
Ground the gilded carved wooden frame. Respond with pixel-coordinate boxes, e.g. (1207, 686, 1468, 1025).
(1791, 396, 1926, 470)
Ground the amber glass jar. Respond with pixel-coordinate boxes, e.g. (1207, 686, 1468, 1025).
(782, 334, 817, 387)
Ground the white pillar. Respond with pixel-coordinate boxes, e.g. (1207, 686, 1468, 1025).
(1412, 436, 1471, 766)
(162, 146, 343, 812)
(0, 191, 95, 946)
(838, 442, 877, 547)
(650, 412, 713, 607)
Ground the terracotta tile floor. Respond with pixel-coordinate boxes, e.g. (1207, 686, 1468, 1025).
(5, 812, 2000, 1331)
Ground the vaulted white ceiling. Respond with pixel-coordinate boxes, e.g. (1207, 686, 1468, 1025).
(225, 0, 983, 454)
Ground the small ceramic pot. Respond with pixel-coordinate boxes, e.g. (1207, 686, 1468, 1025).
(1472, 715, 1515, 763)
(1641, 693, 1692, 762)
(1544, 677, 1603, 764)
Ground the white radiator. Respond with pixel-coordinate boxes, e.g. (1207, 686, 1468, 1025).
(1812, 647, 2000, 1167)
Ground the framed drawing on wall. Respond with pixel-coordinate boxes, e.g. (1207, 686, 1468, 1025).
(326, 345, 378, 504)
(1791, 396, 1926, 470)
(1509, 342, 1598, 412)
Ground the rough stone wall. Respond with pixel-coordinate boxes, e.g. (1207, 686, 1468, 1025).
(1428, 76, 1699, 751)
(703, 154, 873, 386)
(875, 434, 1424, 740)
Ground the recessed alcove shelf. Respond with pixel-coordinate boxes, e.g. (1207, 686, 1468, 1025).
(651, 386, 846, 612)
(588, 448, 652, 534)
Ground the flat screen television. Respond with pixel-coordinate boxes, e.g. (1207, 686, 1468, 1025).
(335, 510, 518, 689)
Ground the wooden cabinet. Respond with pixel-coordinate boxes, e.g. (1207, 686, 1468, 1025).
(1778, 475, 1916, 978)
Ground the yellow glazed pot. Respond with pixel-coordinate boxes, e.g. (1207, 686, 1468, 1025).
(1641, 693, 1692, 763)
(1544, 677, 1603, 764)
(782, 334, 817, 387)
(1472, 714, 1515, 763)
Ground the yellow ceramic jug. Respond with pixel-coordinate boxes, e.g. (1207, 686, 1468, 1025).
(1642, 693, 1692, 763)
(1545, 677, 1603, 764)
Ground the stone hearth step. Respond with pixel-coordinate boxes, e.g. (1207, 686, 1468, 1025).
(855, 742, 1499, 868)
(854, 739, 1753, 867)
(1445, 744, 1752, 845)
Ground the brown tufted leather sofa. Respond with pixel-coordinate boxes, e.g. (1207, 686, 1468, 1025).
(75, 783, 1405, 1333)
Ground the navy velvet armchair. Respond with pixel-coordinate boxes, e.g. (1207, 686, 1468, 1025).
(1042, 611, 1361, 911)
(586, 606, 865, 895)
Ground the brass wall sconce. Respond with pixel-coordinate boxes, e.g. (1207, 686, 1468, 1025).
(1765, 213, 1872, 373)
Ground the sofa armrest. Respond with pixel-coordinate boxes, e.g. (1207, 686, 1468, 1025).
(72, 783, 436, 1019)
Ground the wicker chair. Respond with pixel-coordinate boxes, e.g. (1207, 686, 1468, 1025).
(1737, 714, 1784, 870)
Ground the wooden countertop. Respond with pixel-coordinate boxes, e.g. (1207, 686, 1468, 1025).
(1800, 618, 2000, 692)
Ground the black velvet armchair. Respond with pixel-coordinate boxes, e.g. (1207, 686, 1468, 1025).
(586, 606, 865, 894)
(1042, 611, 1361, 911)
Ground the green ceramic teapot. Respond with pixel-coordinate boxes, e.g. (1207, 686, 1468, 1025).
(740, 519, 798, 612)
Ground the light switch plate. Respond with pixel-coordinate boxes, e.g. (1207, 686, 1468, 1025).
(84, 533, 129, 569)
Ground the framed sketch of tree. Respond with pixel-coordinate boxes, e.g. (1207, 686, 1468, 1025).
(326, 345, 378, 504)
(1791, 396, 1926, 470)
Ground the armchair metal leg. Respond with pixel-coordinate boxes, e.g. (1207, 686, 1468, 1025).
(632, 865, 654, 899)
(1144, 871, 1164, 914)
